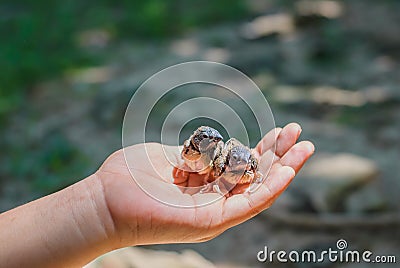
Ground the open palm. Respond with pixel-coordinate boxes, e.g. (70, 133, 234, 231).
(96, 123, 314, 247)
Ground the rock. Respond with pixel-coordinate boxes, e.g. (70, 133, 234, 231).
(267, 190, 317, 215)
(239, 13, 295, 40)
(85, 247, 216, 268)
(293, 153, 379, 213)
(345, 182, 388, 214)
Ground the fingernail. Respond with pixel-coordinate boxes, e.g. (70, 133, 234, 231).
(305, 141, 315, 152)
(297, 126, 302, 137)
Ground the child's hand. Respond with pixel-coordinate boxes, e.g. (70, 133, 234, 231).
(96, 123, 314, 247)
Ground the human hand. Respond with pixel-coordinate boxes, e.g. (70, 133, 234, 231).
(96, 123, 314, 247)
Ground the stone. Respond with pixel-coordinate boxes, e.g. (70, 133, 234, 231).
(345, 182, 388, 214)
(293, 153, 379, 213)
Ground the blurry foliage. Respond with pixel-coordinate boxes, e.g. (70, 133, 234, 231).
(310, 20, 348, 66)
(1, 132, 90, 193)
(0, 0, 249, 121)
(0, 0, 248, 198)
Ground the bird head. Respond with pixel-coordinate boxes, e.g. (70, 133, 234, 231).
(191, 126, 223, 152)
(227, 146, 251, 172)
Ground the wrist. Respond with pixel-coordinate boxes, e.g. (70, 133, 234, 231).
(42, 174, 121, 267)
(45, 173, 122, 267)
(73, 173, 120, 250)
(43, 174, 121, 267)
(94, 169, 140, 248)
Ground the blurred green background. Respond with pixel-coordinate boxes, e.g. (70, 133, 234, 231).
(1, 0, 249, 200)
(1, 0, 399, 267)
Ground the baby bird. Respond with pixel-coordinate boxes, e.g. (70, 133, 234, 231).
(212, 138, 262, 195)
(181, 126, 223, 174)
(180, 126, 263, 196)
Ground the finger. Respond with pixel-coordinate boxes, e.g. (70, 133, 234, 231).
(262, 164, 295, 197)
(254, 127, 282, 157)
(220, 165, 295, 226)
(258, 149, 277, 177)
(230, 183, 250, 195)
(175, 181, 188, 187)
(184, 173, 209, 194)
(187, 173, 207, 188)
(173, 167, 190, 184)
(280, 141, 315, 173)
(275, 123, 302, 157)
